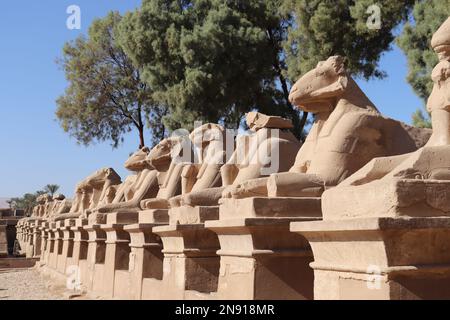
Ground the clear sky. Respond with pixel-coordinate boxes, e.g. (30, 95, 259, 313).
(0, 1, 424, 198)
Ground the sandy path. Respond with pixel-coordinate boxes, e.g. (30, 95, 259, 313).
(0, 268, 67, 300)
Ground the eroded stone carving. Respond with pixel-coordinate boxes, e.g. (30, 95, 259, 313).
(225, 56, 419, 200)
(321, 18, 450, 219)
(180, 112, 301, 207)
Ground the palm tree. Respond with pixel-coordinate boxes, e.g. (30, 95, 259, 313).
(43, 184, 60, 197)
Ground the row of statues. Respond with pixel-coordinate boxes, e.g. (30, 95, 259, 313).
(28, 53, 431, 224)
(16, 17, 450, 300)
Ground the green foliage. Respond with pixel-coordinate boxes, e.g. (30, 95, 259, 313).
(118, 0, 414, 140)
(9, 191, 43, 216)
(283, 0, 415, 82)
(397, 0, 449, 128)
(118, 0, 302, 135)
(397, 0, 450, 103)
(56, 11, 166, 149)
(412, 108, 432, 128)
(43, 184, 60, 197)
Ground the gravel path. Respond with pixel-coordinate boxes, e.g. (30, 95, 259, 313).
(0, 268, 67, 300)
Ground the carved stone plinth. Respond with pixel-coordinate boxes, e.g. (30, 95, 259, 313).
(291, 217, 450, 300)
(56, 221, 76, 274)
(70, 219, 88, 267)
(84, 224, 107, 293)
(31, 226, 42, 258)
(198, 197, 321, 300)
(0, 225, 7, 257)
(219, 197, 322, 219)
(118, 223, 165, 300)
(206, 217, 316, 300)
(88, 211, 138, 298)
(169, 206, 219, 225)
(48, 225, 63, 270)
(153, 224, 221, 300)
(38, 223, 48, 264)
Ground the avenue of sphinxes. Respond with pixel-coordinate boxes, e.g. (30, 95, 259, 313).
(13, 17, 450, 300)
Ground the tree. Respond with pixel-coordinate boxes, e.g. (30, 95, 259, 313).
(56, 11, 166, 149)
(118, 0, 302, 136)
(283, 0, 415, 81)
(397, 0, 449, 128)
(118, 0, 415, 139)
(43, 184, 60, 197)
(9, 191, 44, 216)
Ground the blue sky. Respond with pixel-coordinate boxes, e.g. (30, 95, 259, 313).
(0, 1, 424, 198)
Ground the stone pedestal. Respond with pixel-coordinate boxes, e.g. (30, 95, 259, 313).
(153, 223, 221, 300)
(38, 222, 49, 265)
(70, 219, 88, 266)
(56, 220, 76, 274)
(204, 197, 321, 300)
(291, 217, 450, 300)
(89, 211, 138, 298)
(206, 217, 315, 300)
(0, 225, 7, 257)
(31, 226, 42, 258)
(25, 223, 36, 258)
(118, 223, 164, 300)
(48, 224, 63, 270)
(117, 209, 169, 300)
(84, 224, 107, 293)
(69, 219, 89, 289)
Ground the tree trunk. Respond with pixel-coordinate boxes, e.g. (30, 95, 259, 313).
(138, 126, 145, 149)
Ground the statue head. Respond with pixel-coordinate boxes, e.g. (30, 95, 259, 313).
(190, 123, 225, 148)
(289, 56, 348, 114)
(427, 60, 450, 112)
(124, 147, 152, 172)
(36, 194, 48, 205)
(431, 17, 450, 60)
(53, 194, 65, 201)
(148, 136, 189, 170)
(84, 167, 121, 189)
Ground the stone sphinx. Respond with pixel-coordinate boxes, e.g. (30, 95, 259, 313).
(46, 194, 71, 219)
(170, 123, 227, 204)
(33, 194, 50, 218)
(180, 112, 301, 209)
(139, 135, 190, 211)
(291, 17, 450, 300)
(320, 18, 450, 219)
(223, 55, 420, 201)
(95, 147, 159, 214)
(53, 167, 122, 221)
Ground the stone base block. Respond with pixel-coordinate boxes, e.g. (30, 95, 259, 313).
(153, 224, 220, 300)
(122, 223, 166, 300)
(291, 217, 450, 300)
(169, 206, 219, 225)
(206, 217, 316, 300)
(0, 225, 7, 257)
(219, 197, 322, 220)
(138, 209, 169, 224)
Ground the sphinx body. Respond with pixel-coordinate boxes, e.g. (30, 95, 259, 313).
(225, 56, 422, 200)
(52, 168, 122, 222)
(321, 17, 450, 219)
(167, 123, 228, 209)
(139, 135, 193, 211)
(180, 112, 301, 207)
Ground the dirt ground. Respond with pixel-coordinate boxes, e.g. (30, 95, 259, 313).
(0, 268, 71, 300)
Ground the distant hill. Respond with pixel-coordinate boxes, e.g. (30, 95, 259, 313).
(0, 198, 10, 209)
